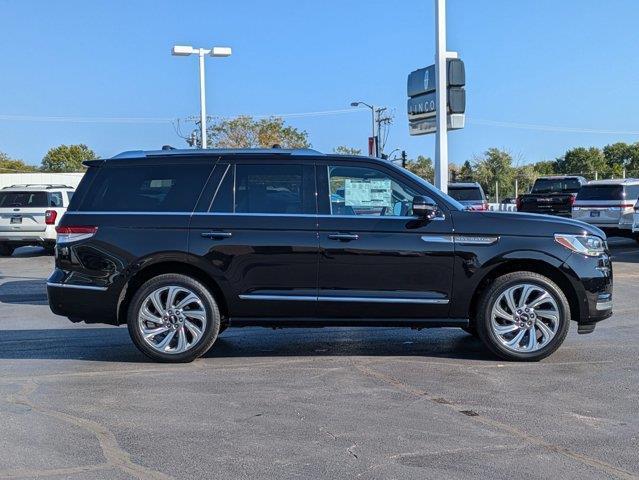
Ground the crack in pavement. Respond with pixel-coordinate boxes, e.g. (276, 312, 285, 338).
(4, 380, 172, 480)
(352, 361, 639, 480)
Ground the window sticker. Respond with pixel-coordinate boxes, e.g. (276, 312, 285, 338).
(344, 178, 392, 208)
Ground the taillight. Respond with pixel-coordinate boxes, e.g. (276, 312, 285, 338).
(482, 201, 489, 211)
(45, 210, 58, 225)
(569, 194, 576, 206)
(55, 226, 98, 243)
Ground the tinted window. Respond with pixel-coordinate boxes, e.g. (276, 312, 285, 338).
(49, 192, 63, 207)
(448, 186, 484, 201)
(80, 164, 212, 212)
(0, 191, 48, 208)
(235, 164, 311, 214)
(576, 185, 624, 201)
(624, 185, 639, 202)
(328, 165, 419, 216)
(532, 178, 582, 193)
(67, 191, 75, 203)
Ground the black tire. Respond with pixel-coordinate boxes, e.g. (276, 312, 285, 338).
(44, 243, 56, 255)
(0, 244, 15, 256)
(127, 273, 220, 363)
(476, 271, 570, 361)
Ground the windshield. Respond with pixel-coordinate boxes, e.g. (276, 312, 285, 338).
(532, 178, 582, 194)
(0, 191, 49, 208)
(448, 186, 484, 201)
(576, 185, 623, 201)
(398, 167, 466, 211)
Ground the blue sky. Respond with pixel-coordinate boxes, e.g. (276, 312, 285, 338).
(1, 0, 638, 166)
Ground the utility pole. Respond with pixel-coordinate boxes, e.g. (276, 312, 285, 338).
(375, 107, 393, 158)
(434, 0, 448, 193)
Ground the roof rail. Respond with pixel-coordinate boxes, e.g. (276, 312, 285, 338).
(2, 184, 74, 189)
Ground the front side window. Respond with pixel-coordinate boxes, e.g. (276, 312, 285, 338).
(233, 164, 312, 214)
(328, 165, 419, 217)
(80, 164, 212, 212)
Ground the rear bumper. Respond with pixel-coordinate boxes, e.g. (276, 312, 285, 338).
(0, 226, 57, 243)
(47, 270, 119, 325)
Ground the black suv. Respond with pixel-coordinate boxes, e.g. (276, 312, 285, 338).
(47, 149, 613, 362)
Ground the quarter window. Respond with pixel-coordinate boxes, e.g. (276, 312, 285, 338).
(80, 164, 212, 212)
(327, 165, 419, 217)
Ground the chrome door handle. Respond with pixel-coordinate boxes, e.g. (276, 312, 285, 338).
(201, 232, 232, 239)
(328, 233, 359, 241)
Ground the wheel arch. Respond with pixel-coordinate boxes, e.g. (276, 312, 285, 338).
(467, 258, 581, 326)
(116, 259, 229, 325)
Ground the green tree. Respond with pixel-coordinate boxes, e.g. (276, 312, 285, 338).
(514, 164, 537, 195)
(333, 146, 362, 155)
(41, 144, 97, 172)
(532, 160, 557, 176)
(205, 116, 310, 149)
(458, 160, 474, 182)
(0, 152, 38, 173)
(603, 142, 639, 175)
(555, 147, 606, 179)
(472, 148, 515, 200)
(404, 155, 434, 183)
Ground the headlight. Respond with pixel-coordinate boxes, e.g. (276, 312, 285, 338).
(554, 234, 606, 256)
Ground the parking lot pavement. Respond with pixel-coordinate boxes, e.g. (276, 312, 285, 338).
(0, 242, 637, 480)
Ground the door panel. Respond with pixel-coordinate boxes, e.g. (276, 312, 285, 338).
(316, 162, 455, 319)
(189, 161, 319, 318)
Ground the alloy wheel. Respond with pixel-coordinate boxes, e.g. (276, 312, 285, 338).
(490, 283, 560, 353)
(137, 285, 207, 354)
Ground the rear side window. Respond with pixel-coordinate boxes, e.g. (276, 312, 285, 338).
(576, 185, 623, 201)
(448, 187, 484, 201)
(233, 164, 313, 214)
(624, 185, 639, 202)
(0, 191, 48, 208)
(80, 164, 212, 212)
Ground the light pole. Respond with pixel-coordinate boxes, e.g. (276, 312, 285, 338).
(351, 101, 377, 157)
(172, 45, 232, 148)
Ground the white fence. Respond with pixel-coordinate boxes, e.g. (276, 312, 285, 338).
(0, 172, 85, 189)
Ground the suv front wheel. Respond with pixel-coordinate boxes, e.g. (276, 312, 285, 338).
(127, 274, 220, 363)
(476, 272, 570, 361)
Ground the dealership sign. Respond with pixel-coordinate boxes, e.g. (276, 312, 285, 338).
(407, 58, 466, 135)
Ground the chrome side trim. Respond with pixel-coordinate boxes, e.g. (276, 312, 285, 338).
(319, 296, 449, 304)
(239, 294, 316, 301)
(421, 235, 454, 243)
(239, 294, 449, 304)
(46, 282, 108, 291)
(64, 211, 193, 215)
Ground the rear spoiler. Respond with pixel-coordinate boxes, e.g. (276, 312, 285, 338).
(82, 159, 105, 167)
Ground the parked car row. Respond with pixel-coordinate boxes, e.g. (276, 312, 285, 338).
(0, 184, 75, 256)
(515, 176, 639, 243)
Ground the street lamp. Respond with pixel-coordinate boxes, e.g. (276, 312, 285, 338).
(172, 45, 232, 148)
(350, 101, 377, 157)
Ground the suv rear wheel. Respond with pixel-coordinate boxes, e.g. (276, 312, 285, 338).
(127, 274, 220, 363)
(476, 272, 570, 361)
(0, 244, 15, 256)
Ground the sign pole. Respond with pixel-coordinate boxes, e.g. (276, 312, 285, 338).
(434, 0, 448, 193)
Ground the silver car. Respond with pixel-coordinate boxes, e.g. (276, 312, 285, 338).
(572, 179, 639, 242)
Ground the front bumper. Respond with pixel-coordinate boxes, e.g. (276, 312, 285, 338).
(561, 250, 613, 333)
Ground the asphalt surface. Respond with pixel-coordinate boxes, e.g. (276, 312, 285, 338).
(0, 240, 638, 480)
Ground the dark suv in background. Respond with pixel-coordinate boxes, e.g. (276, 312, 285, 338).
(48, 149, 613, 362)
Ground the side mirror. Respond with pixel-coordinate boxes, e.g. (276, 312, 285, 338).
(412, 195, 438, 219)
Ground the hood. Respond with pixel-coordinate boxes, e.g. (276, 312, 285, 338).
(453, 211, 606, 239)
